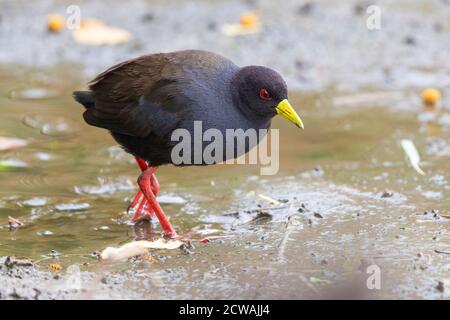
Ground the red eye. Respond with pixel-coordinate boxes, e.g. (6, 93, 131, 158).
(259, 88, 272, 101)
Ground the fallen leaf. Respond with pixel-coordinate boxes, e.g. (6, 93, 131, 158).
(101, 239, 183, 261)
(401, 139, 425, 175)
(0, 159, 28, 171)
(73, 19, 132, 45)
(0, 137, 28, 151)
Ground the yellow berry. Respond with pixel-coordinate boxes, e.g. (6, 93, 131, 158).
(421, 88, 441, 105)
(47, 15, 65, 33)
(239, 13, 258, 28)
(49, 262, 62, 271)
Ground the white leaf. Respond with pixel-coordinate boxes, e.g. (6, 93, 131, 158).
(0, 137, 28, 151)
(401, 139, 425, 175)
(73, 19, 132, 45)
(101, 239, 183, 261)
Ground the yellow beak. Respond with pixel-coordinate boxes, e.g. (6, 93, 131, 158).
(275, 99, 304, 129)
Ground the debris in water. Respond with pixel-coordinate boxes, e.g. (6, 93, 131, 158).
(180, 242, 195, 255)
(198, 235, 237, 243)
(381, 190, 394, 198)
(278, 204, 295, 261)
(50, 250, 60, 258)
(298, 203, 307, 213)
(0, 159, 28, 170)
(241, 211, 272, 224)
(37, 230, 54, 236)
(8, 216, 24, 230)
(313, 212, 323, 219)
(100, 239, 184, 261)
(435, 281, 445, 293)
(35, 152, 53, 161)
(0, 137, 28, 151)
(400, 139, 425, 175)
(309, 276, 331, 284)
(434, 249, 450, 255)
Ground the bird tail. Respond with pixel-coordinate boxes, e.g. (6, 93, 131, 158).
(73, 91, 95, 109)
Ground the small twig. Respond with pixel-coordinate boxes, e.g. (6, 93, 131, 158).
(257, 194, 280, 205)
(434, 249, 450, 255)
(8, 216, 24, 230)
(277, 204, 294, 261)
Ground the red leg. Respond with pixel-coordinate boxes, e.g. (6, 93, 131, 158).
(129, 157, 159, 222)
(135, 157, 159, 194)
(138, 167, 177, 237)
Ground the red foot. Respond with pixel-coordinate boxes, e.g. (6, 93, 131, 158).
(129, 157, 177, 237)
(137, 166, 177, 238)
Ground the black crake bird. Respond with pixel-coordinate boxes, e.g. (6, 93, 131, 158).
(73, 50, 303, 238)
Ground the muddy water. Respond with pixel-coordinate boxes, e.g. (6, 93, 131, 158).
(0, 66, 448, 299)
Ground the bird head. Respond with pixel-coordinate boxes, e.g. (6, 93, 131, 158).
(232, 66, 304, 129)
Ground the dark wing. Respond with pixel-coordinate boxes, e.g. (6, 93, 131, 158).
(76, 54, 187, 138)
